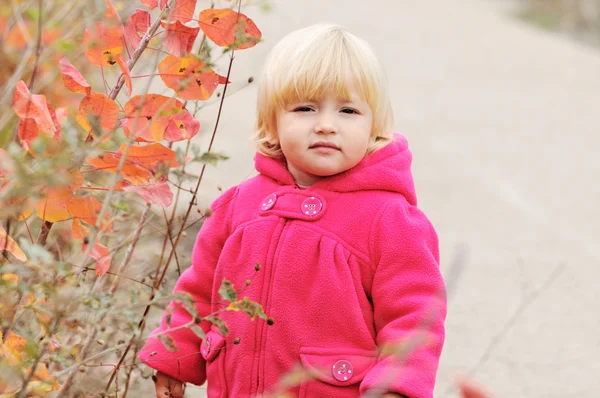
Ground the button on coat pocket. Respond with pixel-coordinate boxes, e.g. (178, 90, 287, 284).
(299, 347, 378, 397)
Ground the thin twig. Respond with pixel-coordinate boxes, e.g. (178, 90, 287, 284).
(58, 204, 152, 395)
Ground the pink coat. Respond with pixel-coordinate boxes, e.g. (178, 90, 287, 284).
(139, 134, 446, 398)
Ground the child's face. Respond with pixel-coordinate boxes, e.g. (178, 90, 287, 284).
(275, 83, 373, 186)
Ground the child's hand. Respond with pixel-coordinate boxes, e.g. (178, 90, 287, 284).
(152, 371, 185, 398)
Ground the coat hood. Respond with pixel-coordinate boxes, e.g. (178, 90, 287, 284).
(255, 133, 417, 205)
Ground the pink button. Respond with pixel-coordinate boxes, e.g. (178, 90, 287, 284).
(201, 336, 212, 357)
(261, 193, 277, 211)
(332, 360, 353, 382)
(301, 197, 322, 216)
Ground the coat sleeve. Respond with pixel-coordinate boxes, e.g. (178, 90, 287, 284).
(138, 186, 237, 385)
(360, 201, 447, 398)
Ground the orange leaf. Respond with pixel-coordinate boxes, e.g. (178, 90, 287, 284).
(34, 170, 82, 223)
(158, 54, 220, 100)
(125, 9, 151, 50)
(76, 93, 120, 137)
(123, 94, 185, 142)
(199, 8, 261, 50)
(67, 196, 102, 226)
(72, 219, 90, 241)
(59, 57, 91, 95)
(83, 23, 124, 67)
(122, 181, 173, 207)
(126, 143, 180, 169)
(35, 186, 72, 223)
(164, 110, 200, 141)
(13, 81, 56, 133)
(83, 242, 111, 277)
(116, 55, 132, 96)
(456, 377, 492, 398)
(88, 143, 179, 185)
(0, 227, 27, 261)
(161, 20, 199, 56)
(160, 0, 196, 23)
(142, 0, 158, 10)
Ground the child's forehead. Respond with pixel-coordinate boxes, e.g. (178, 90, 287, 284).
(279, 79, 366, 104)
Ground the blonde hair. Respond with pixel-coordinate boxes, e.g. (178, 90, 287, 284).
(253, 24, 394, 157)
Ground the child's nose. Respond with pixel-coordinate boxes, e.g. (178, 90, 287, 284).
(314, 112, 337, 135)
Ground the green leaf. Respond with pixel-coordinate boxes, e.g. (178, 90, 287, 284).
(189, 324, 205, 339)
(158, 335, 178, 352)
(206, 316, 229, 336)
(228, 297, 267, 320)
(197, 152, 229, 165)
(218, 280, 237, 302)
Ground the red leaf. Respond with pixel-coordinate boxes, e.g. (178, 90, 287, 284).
(160, 20, 199, 56)
(164, 110, 200, 141)
(160, 0, 196, 23)
(83, 242, 111, 277)
(142, 0, 158, 10)
(13, 81, 56, 133)
(217, 74, 230, 84)
(199, 9, 261, 50)
(17, 104, 61, 155)
(76, 93, 120, 137)
(122, 181, 173, 207)
(59, 57, 91, 95)
(125, 9, 151, 50)
(0, 227, 27, 261)
(158, 54, 219, 100)
(123, 94, 185, 142)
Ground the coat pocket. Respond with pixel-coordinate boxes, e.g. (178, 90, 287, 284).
(298, 346, 378, 398)
(201, 330, 227, 398)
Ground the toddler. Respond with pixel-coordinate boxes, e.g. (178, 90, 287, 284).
(140, 23, 447, 398)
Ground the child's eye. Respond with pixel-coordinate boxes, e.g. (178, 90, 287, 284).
(293, 106, 313, 112)
(341, 108, 359, 114)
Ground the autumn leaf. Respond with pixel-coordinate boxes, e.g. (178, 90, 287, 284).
(88, 143, 179, 185)
(164, 110, 200, 141)
(161, 20, 199, 56)
(67, 196, 110, 230)
(160, 0, 196, 23)
(158, 54, 220, 100)
(121, 181, 173, 207)
(199, 8, 261, 50)
(116, 55, 133, 96)
(83, 1, 125, 67)
(456, 377, 492, 398)
(72, 219, 90, 241)
(35, 186, 72, 223)
(123, 94, 187, 142)
(34, 170, 83, 223)
(125, 9, 151, 50)
(59, 57, 91, 95)
(82, 241, 111, 277)
(0, 227, 27, 261)
(17, 103, 61, 154)
(76, 93, 120, 138)
(13, 81, 56, 133)
(142, 0, 158, 10)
